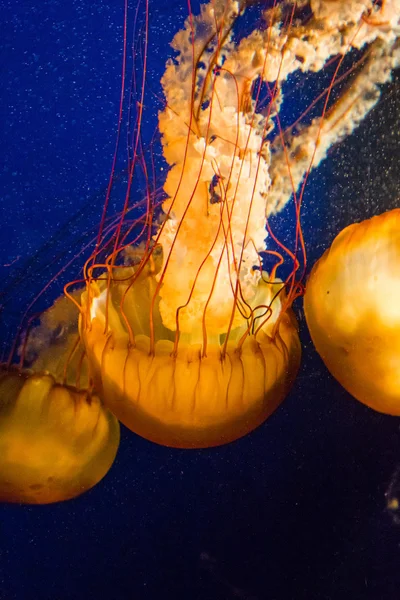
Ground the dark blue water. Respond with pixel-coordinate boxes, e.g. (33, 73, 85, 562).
(1, 1, 400, 599)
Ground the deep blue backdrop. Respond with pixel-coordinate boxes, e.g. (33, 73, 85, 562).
(1, 1, 400, 599)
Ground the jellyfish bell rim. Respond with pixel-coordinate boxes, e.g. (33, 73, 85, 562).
(80, 264, 302, 449)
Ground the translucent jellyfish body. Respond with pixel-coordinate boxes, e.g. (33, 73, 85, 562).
(0, 367, 120, 503)
(81, 249, 301, 448)
(304, 209, 400, 414)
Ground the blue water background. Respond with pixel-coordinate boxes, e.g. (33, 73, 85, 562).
(1, 1, 400, 599)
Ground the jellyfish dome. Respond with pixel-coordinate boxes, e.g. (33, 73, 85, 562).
(0, 293, 120, 504)
(304, 209, 400, 415)
(0, 367, 120, 504)
(81, 254, 301, 449)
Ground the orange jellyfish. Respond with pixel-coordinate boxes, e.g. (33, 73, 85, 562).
(75, 0, 310, 449)
(0, 367, 120, 504)
(0, 291, 120, 504)
(304, 208, 400, 416)
(73, 0, 399, 447)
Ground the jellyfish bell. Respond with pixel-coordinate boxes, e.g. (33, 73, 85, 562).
(304, 208, 400, 415)
(0, 294, 120, 505)
(79, 247, 301, 449)
(0, 365, 120, 504)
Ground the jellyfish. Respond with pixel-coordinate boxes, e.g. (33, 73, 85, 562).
(0, 293, 120, 504)
(304, 209, 400, 415)
(0, 366, 120, 504)
(75, 0, 399, 448)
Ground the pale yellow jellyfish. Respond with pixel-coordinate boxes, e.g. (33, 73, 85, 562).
(0, 295, 120, 504)
(0, 367, 120, 504)
(304, 209, 400, 415)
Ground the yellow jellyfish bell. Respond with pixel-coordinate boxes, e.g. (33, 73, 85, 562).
(80, 245, 301, 449)
(304, 208, 400, 415)
(0, 366, 120, 504)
